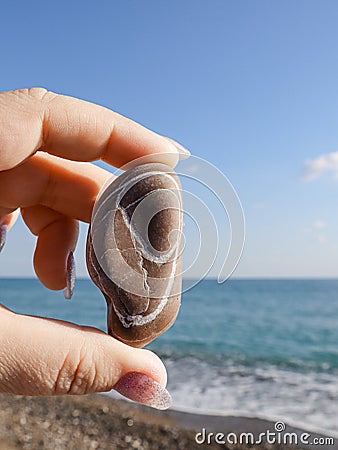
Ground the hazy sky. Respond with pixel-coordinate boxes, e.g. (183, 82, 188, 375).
(1, 0, 338, 279)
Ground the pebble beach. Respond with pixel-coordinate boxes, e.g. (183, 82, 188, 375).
(0, 393, 335, 450)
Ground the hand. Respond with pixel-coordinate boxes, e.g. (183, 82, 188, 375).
(0, 88, 182, 409)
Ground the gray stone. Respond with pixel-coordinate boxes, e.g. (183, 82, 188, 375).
(86, 163, 183, 347)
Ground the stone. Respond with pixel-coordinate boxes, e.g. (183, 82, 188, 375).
(86, 162, 183, 347)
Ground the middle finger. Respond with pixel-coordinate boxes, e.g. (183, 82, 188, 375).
(0, 152, 112, 223)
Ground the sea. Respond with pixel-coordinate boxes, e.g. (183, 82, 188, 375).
(1, 278, 338, 437)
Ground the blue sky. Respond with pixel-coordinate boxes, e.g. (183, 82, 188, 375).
(1, 0, 338, 278)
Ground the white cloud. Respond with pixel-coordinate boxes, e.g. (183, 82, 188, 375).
(318, 234, 327, 244)
(303, 151, 338, 181)
(313, 220, 326, 229)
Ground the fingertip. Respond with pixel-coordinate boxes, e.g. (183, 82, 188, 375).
(113, 371, 172, 410)
(120, 150, 180, 171)
(63, 251, 76, 300)
(162, 136, 191, 161)
(109, 344, 170, 410)
(0, 211, 20, 254)
(118, 136, 190, 171)
(0, 224, 7, 253)
(137, 348, 168, 387)
(0, 210, 20, 231)
(32, 215, 78, 291)
(101, 336, 168, 387)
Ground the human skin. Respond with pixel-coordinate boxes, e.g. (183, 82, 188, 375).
(0, 88, 186, 406)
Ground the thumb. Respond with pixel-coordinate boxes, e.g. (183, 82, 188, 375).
(0, 305, 171, 410)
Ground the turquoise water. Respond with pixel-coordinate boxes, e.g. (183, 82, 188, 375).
(1, 278, 338, 435)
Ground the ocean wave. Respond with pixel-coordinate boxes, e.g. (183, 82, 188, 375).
(150, 346, 338, 374)
(161, 355, 338, 436)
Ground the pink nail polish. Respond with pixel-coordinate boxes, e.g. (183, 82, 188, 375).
(0, 224, 7, 253)
(63, 251, 76, 300)
(114, 371, 172, 410)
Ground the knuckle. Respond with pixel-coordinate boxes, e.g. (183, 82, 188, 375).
(26, 87, 49, 100)
(11, 87, 47, 100)
(54, 345, 97, 395)
(0, 87, 62, 172)
(11, 87, 58, 105)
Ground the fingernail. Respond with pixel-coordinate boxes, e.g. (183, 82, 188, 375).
(0, 225, 7, 253)
(114, 371, 172, 410)
(63, 251, 76, 300)
(164, 137, 191, 160)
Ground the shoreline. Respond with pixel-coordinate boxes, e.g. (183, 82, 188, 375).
(161, 404, 338, 442)
(103, 392, 338, 441)
(0, 393, 336, 449)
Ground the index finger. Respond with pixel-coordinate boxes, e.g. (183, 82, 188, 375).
(0, 88, 185, 171)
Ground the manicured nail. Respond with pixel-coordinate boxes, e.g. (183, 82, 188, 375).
(0, 224, 7, 253)
(164, 137, 191, 160)
(114, 371, 172, 410)
(63, 251, 76, 300)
